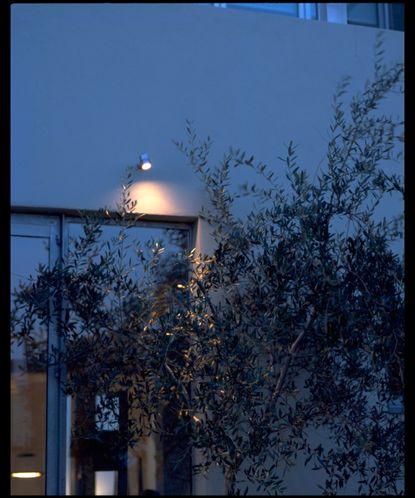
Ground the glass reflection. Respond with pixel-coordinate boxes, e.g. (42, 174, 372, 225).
(347, 3, 379, 27)
(388, 3, 404, 31)
(65, 223, 192, 495)
(11, 236, 49, 495)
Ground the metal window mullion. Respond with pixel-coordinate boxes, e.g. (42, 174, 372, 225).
(373, 3, 385, 29)
(298, 3, 306, 19)
(45, 218, 66, 495)
(58, 215, 70, 495)
(317, 3, 328, 22)
(381, 3, 390, 30)
(60, 215, 73, 496)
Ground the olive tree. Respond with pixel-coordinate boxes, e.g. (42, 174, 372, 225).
(11, 36, 404, 495)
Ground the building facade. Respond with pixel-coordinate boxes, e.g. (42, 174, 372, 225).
(11, 3, 404, 495)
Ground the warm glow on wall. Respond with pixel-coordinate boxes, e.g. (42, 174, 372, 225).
(127, 181, 179, 214)
(112, 180, 203, 217)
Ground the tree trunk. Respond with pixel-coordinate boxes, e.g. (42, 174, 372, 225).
(225, 460, 241, 496)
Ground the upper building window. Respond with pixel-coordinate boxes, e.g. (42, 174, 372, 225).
(388, 3, 404, 31)
(346, 3, 405, 31)
(347, 3, 379, 27)
(225, 3, 300, 17)
(211, 3, 404, 31)
(212, 3, 318, 20)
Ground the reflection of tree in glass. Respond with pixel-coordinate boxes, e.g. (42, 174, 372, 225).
(10, 216, 193, 495)
(162, 228, 189, 252)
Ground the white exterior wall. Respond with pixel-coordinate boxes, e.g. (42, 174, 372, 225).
(11, 4, 403, 215)
(11, 4, 404, 495)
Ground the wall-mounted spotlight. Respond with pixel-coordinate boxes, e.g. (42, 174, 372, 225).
(138, 153, 152, 171)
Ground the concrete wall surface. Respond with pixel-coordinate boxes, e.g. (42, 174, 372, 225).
(11, 3, 403, 216)
(11, 3, 404, 495)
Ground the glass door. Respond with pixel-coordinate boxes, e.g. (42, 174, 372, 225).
(11, 214, 60, 495)
(63, 219, 193, 495)
(11, 213, 194, 495)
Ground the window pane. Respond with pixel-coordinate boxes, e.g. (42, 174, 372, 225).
(308, 3, 318, 20)
(11, 235, 50, 495)
(65, 221, 192, 495)
(228, 3, 299, 17)
(347, 3, 379, 27)
(388, 3, 404, 31)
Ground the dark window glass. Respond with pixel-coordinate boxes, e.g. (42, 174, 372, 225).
(388, 3, 404, 31)
(11, 232, 50, 495)
(347, 3, 379, 27)
(11, 215, 193, 496)
(65, 221, 192, 495)
(229, 3, 299, 17)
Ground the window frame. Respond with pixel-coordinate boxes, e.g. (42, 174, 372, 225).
(11, 208, 197, 495)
